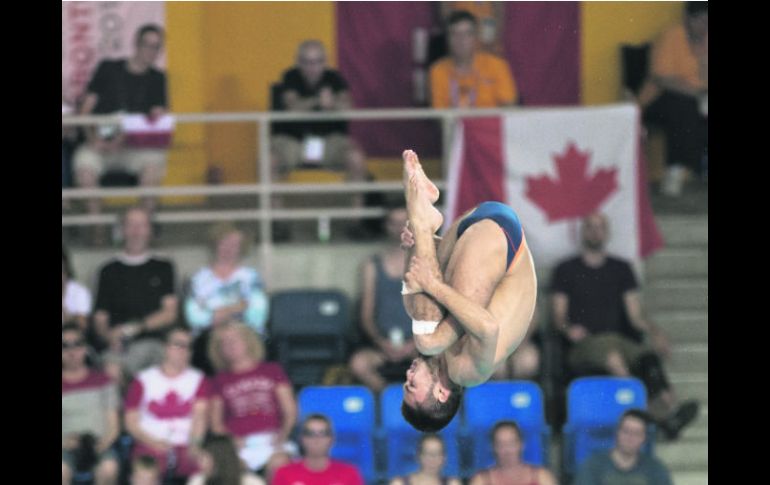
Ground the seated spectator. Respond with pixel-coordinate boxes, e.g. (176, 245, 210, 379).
(469, 420, 558, 485)
(430, 10, 518, 108)
(550, 213, 699, 440)
(434, 2, 505, 59)
(272, 414, 365, 485)
(93, 206, 178, 386)
(73, 24, 169, 243)
(124, 325, 209, 480)
(62, 323, 120, 485)
(185, 222, 269, 375)
(349, 205, 419, 393)
(186, 434, 266, 485)
(62, 244, 92, 331)
(389, 433, 461, 485)
(271, 40, 366, 183)
(574, 409, 673, 485)
(130, 455, 161, 485)
(208, 322, 298, 481)
(639, 2, 708, 196)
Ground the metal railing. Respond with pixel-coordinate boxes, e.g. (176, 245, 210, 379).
(62, 106, 518, 279)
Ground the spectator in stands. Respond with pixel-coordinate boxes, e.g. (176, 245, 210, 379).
(550, 212, 699, 440)
(469, 420, 558, 485)
(186, 434, 266, 485)
(574, 409, 673, 485)
(271, 40, 366, 183)
(73, 24, 169, 243)
(389, 433, 461, 485)
(130, 455, 161, 485)
(438, 2, 505, 56)
(124, 325, 209, 480)
(349, 205, 419, 393)
(185, 222, 269, 375)
(62, 323, 120, 485)
(272, 414, 365, 485)
(62, 244, 92, 331)
(639, 2, 708, 196)
(208, 321, 298, 481)
(93, 206, 178, 385)
(429, 10, 518, 108)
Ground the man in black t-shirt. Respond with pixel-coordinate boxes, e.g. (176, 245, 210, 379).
(550, 213, 698, 440)
(271, 40, 367, 182)
(93, 206, 178, 386)
(73, 24, 169, 243)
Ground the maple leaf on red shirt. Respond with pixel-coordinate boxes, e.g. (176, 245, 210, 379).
(525, 142, 618, 222)
(148, 391, 193, 419)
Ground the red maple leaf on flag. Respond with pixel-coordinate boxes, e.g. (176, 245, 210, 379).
(525, 142, 618, 222)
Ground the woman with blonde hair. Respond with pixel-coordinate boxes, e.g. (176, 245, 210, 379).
(185, 222, 269, 374)
(208, 322, 298, 483)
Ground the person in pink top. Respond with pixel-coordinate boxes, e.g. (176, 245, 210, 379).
(272, 414, 365, 485)
(124, 325, 210, 480)
(208, 321, 298, 481)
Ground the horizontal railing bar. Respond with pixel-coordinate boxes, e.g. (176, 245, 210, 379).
(61, 106, 526, 126)
(62, 206, 445, 227)
(61, 181, 445, 199)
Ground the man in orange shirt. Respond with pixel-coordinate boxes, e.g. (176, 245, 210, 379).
(640, 2, 708, 197)
(430, 10, 518, 109)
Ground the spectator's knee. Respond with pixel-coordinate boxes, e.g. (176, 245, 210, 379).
(349, 351, 374, 377)
(62, 461, 72, 485)
(512, 343, 540, 379)
(75, 167, 99, 188)
(605, 349, 630, 376)
(96, 458, 119, 481)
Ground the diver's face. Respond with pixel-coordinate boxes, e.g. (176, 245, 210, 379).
(403, 357, 437, 407)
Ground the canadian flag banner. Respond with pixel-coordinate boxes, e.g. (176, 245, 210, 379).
(445, 103, 663, 270)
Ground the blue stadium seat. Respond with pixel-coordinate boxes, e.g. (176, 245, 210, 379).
(464, 381, 550, 472)
(562, 376, 651, 475)
(379, 384, 461, 480)
(298, 386, 376, 483)
(270, 289, 351, 388)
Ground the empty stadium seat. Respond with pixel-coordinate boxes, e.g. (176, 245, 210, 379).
(269, 289, 351, 388)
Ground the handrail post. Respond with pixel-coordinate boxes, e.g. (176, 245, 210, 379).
(441, 114, 454, 189)
(258, 116, 273, 283)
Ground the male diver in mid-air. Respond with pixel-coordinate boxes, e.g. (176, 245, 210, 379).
(399, 149, 537, 432)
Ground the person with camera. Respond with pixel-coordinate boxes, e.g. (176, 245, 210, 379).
(62, 323, 120, 485)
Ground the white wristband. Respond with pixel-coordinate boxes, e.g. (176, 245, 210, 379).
(402, 281, 419, 296)
(413, 319, 440, 335)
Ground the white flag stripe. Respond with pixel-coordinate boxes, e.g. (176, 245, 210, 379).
(504, 104, 640, 270)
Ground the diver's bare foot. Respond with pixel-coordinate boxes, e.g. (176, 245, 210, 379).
(407, 176, 444, 234)
(402, 149, 440, 204)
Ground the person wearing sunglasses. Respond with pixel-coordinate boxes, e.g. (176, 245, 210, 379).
(62, 323, 120, 485)
(272, 414, 364, 485)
